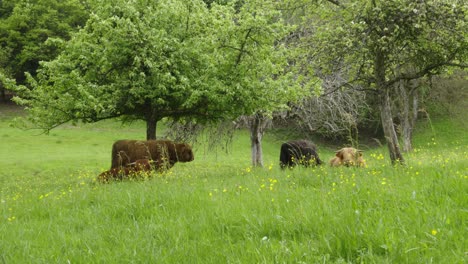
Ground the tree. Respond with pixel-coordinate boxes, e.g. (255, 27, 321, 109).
(282, 70, 370, 143)
(213, 0, 306, 167)
(169, 0, 307, 168)
(13, 0, 303, 142)
(0, 0, 88, 101)
(234, 112, 271, 167)
(302, 0, 467, 164)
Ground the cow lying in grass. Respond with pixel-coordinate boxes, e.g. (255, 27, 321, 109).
(98, 159, 154, 183)
(329, 147, 366, 167)
(279, 140, 322, 169)
(111, 139, 194, 172)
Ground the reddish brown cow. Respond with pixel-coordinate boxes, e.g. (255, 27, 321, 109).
(110, 140, 194, 171)
(98, 159, 154, 183)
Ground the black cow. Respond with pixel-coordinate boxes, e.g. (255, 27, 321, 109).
(279, 140, 322, 169)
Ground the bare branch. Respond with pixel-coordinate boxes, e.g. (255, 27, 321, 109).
(326, 0, 342, 6)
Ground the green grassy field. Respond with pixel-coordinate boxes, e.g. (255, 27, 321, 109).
(0, 104, 467, 263)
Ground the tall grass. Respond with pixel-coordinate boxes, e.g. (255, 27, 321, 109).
(0, 106, 466, 263)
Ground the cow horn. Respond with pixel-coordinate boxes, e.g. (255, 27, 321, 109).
(356, 149, 364, 152)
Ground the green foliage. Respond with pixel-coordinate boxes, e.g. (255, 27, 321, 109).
(0, 108, 466, 263)
(0, 0, 88, 83)
(308, 0, 467, 86)
(202, 0, 232, 8)
(16, 0, 217, 130)
(209, 0, 304, 113)
(0, 72, 15, 90)
(12, 0, 304, 138)
(425, 71, 468, 119)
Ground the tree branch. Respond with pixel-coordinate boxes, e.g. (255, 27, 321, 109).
(235, 28, 253, 67)
(387, 60, 463, 87)
(445, 62, 468, 68)
(326, 0, 342, 6)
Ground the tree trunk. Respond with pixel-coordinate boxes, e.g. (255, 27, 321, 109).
(411, 88, 419, 132)
(145, 106, 161, 140)
(146, 118, 157, 140)
(379, 89, 405, 164)
(0, 83, 5, 102)
(250, 131, 263, 167)
(249, 113, 270, 167)
(398, 79, 419, 152)
(145, 109, 158, 140)
(398, 80, 411, 152)
(375, 49, 404, 165)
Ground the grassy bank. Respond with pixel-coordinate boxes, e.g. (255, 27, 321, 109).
(0, 105, 466, 263)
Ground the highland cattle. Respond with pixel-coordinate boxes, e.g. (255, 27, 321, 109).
(110, 140, 194, 171)
(329, 147, 366, 167)
(98, 159, 154, 183)
(279, 140, 322, 169)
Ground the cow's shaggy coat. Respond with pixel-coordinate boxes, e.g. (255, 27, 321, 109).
(329, 147, 366, 167)
(279, 140, 322, 169)
(98, 159, 154, 183)
(111, 140, 194, 171)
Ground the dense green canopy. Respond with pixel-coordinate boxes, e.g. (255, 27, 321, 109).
(14, 0, 303, 139)
(0, 0, 88, 84)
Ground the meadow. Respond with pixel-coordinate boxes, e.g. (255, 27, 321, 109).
(0, 104, 466, 263)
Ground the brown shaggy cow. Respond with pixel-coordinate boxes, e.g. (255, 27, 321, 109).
(127, 158, 154, 171)
(98, 159, 155, 183)
(329, 147, 366, 167)
(110, 139, 194, 171)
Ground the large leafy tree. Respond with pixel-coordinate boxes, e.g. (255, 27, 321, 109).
(212, 0, 305, 167)
(301, 0, 467, 164)
(13, 0, 301, 140)
(0, 0, 88, 100)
